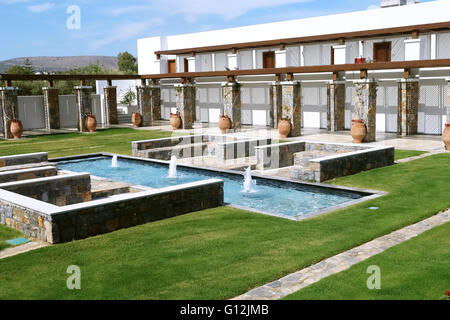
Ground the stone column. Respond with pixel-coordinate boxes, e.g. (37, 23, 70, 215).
(42, 87, 60, 130)
(397, 79, 419, 136)
(74, 86, 92, 132)
(221, 82, 241, 131)
(327, 81, 346, 132)
(269, 83, 282, 128)
(0, 87, 19, 139)
(354, 80, 377, 142)
(103, 86, 118, 125)
(175, 84, 196, 129)
(279, 81, 302, 137)
(151, 86, 161, 121)
(136, 86, 152, 126)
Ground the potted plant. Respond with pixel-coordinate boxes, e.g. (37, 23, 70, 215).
(120, 88, 140, 128)
(440, 290, 450, 300)
(443, 123, 450, 150)
(10, 119, 23, 139)
(85, 113, 97, 133)
(170, 112, 182, 130)
(351, 84, 370, 143)
(278, 118, 291, 139)
(218, 115, 232, 134)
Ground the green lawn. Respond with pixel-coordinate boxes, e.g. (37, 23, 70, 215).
(1, 153, 449, 299)
(284, 221, 450, 300)
(394, 149, 427, 161)
(0, 225, 22, 251)
(0, 128, 172, 158)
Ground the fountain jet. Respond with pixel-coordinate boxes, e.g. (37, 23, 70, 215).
(242, 166, 257, 193)
(168, 155, 177, 178)
(111, 155, 119, 168)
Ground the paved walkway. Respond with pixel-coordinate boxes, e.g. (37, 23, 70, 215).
(0, 241, 49, 260)
(233, 209, 450, 300)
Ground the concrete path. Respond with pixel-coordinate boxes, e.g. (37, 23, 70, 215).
(396, 150, 446, 163)
(233, 209, 450, 300)
(0, 241, 49, 260)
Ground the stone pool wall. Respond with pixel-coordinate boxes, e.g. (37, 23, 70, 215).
(256, 141, 306, 170)
(215, 138, 272, 164)
(0, 179, 224, 243)
(0, 166, 57, 183)
(0, 173, 92, 206)
(0, 152, 48, 167)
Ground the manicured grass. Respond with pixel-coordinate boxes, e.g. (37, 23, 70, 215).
(1, 154, 449, 299)
(0, 226, 22, 251)
(394, 149, 427, 161)
(284, 222, 450, 300)
(0, 128, 172, 158)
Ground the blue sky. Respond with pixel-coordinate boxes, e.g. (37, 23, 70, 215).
(0, 0, 435, 61)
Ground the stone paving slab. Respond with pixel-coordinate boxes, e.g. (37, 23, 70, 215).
(233, 209, 450, 300)
(0, 241, 49, 260)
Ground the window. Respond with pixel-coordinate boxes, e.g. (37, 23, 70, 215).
(184, 58, 189, 72)
(263, 51, 275, 68)
(167, 60, 176, 73)
(373, 42, 392, 62)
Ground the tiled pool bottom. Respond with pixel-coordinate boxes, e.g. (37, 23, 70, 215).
(58, 156, 366, 219)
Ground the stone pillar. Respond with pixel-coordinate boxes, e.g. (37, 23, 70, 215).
(270, 83, 282, 128)
(42, 87, 60, 130)
(151, 86, 161, 121)
(136, 86, 152, 126)
(0, 87, 19, 139)
(327, 81, 346, 132)
(103, 86, 118, 125)
(280, 81, 302, 137)
(354, 80, 377, 142)
(221, 82, 241, 131)
(175, 84, 196, 129)
(397, 79, 419, 136)
(74, 86, 92, 133)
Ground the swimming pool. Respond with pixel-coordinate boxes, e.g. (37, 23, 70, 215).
(58, 156, 364, 218)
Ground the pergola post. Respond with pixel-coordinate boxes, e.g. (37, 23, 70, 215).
(0, 87, 19, 139)
(151, 84, 162, 121)
(270, 82, 282, 129)
(221, 80, 241, 131)
(42, 87, 60, 130)
(175, 82, 196, 129)
(354, 80, 377, 142)
(74, 86, 93, 132)
(327, 81, 346, 132)
(280, 81, 302, 137)
(136, 85, 152, 126)
(103, 85, 118, 125)
(397, 79, 419, 136)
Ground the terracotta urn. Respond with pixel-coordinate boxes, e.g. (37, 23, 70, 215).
(170, 113, 182, 130)
(351, 120, 366, 143)
(443, 124, 450, 150)
(218, 115, 232, 134)
(278, 119, 291, 139)
(131, 112, 142, 128)
(85, 115, 97, 133)
(10, 119, 23, 139)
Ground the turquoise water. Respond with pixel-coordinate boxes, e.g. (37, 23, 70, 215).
(58, 157, 362, 217)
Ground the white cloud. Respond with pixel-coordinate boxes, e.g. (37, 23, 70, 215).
(106, 0, 315, 21)
(27, 2, 54, 13)
(89, 18, 165, 50)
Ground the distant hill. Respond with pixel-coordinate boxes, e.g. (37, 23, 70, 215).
(0, 56, 119, 73)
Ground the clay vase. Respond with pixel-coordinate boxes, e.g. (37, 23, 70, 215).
(10, 119, 23, 139)
(218, 115, 232, 134)
(351, 120, 366, 143)
(443, 124, 450, 150)
(278, 119, 291, 139)
(131, 112, 142, 128)
(85, 115, 97, 133)
(170, 113, 182, 130)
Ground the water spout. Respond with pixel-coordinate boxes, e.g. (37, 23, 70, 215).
(111, 155, 119, 168)
(242, 166, 257, 193)
(168, 155, 177, 179)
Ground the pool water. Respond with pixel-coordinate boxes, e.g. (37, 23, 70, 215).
(58, 157, 362, 218)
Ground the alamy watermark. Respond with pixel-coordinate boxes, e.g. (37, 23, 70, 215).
(66, 5, 81, 30)
(67, 265, 81, 290)
(366, 265, 381, 290)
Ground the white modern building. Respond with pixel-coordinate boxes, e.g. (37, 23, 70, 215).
(136, 0, 450, 135)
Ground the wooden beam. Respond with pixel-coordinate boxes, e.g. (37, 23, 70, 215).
(286, 72, 294, 81)
(332, 72, 339, 81)
(154, 21, 450, 56)
(141, 78, 146, 86)
(48, 80, 54, 87)
(338, 38, 345, 46)
(280, 43, 286, 51)
(6, 79, 12, 87)
(412, 31, 419, 39)
(231, 48, 237, 54)
(360, 69, 368, 79)
(107, 79, 113, 86)
(404, 68, 411, 79)
(140, 59, 450, 80)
